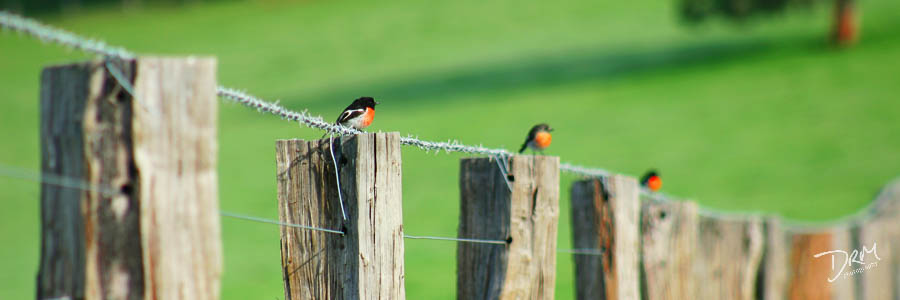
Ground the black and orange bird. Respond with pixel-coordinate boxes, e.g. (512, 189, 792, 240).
(518, 123, 554, 154)
(640, 170, 662, 192)
(324, 97, 379, 137)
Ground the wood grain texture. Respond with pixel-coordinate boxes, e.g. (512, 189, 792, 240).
(569, 175, 640, 300)
(38, 58, 221, 300)
(569, 180, 603, 300)
(786, 232, 835, 300)
(133, 57, 221, 300)
(857, 180, 900, 300)
(763, 225, 857, 300)
(827, 226, 857, 300)
(38, 61, 97, 300)
(640, 199, 699, 300)
(695, 215, 764, 300)
(276, 132, 405, 300)
(458, 155, 560, 300)
(760, 218, 790, 300)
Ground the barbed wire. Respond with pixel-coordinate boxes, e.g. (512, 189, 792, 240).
(0, 11, 134, 59)
(0, 11, 597, 174)
(2, 11, 886, 227)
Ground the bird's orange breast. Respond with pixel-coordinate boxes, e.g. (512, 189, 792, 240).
(361, 108, 375, 128)
(648, 176, 662, 191)
(535, 131, 552, 149)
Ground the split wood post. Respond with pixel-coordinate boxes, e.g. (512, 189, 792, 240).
(785, 228, 846, 300)
(760, 217, 792, 300)
(37, 58, 222, 299)
(457, 155, 560, 300)
(569, 175, 641, 300)
(857, 179, 900, 300)
(640, 198, 699, 300)
(275, 133, 405, 300)
(695, 215, 764, 300)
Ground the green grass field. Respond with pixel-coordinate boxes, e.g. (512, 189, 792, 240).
(2, 0, 899, 298)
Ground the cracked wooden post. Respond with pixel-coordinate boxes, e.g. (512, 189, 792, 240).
(37, 58, 222, 299)
(640, 198, 699, 300)
(275, 133, 405, 300)
(695, 215, 764, 300)
(760, 217, 790, 300)
(457, 155, 560, 300)
(569, 175, 641, 300)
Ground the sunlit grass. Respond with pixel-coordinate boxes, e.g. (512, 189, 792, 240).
(1, 0, 899, 298)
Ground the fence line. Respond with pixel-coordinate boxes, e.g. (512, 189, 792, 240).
(219, 211, 345, 235)
(0, 163, 605, 255)
(403, 234, 507, 245)
(0, 11, 616, 178)
(1, 11, 880, 226)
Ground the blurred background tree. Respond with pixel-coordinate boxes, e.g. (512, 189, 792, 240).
(1, 0, 217, 15)
(680, 0, 857, 45)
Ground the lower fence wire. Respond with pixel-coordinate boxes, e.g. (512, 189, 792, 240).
(0, 163, 605, 256)
(220, 211, 344, 235)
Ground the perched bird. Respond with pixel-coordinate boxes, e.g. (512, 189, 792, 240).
(518, 123, 553, 154)
(640, 170, 662, 192)
(323, 97, 379, 138)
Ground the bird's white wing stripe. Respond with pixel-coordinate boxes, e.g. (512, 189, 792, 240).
(337, 108, 366, 124)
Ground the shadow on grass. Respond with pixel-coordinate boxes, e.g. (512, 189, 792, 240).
(285, 23, 900, 111)
(289, 37, 786, 109)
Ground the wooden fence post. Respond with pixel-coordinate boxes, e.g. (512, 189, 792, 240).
(786, 230, 840, 299)
(760, 217, 790, 300)
(762, 223, 859, 300)
(37, 58, 222, 299)
(457, 155, 560, 300)
(857, 179, 900, 300)
(569, 175, 641, 300)
(640, 198, 699, 300)
(275, 133, 405, 300)
(695, 215, 764, 300)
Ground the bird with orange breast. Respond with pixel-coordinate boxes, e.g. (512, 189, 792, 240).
(640, 170, 662, 192)
(518, 123, 553, 154)
(323, 97, 378, 138)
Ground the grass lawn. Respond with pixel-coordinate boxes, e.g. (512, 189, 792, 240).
(2, 0, 899, 298)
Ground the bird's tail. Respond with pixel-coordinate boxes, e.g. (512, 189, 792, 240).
(518, 142, 527, 154)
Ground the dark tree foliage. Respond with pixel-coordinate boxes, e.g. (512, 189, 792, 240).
(680, 0, 857, 45)
(1, 0, 231, 15)
(680, 0, 816, 23)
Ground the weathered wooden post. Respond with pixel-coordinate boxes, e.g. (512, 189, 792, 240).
(789, 227, 859, 300)
(760, 217, 790, 300)
(857, 179, 900, 300)
(640, 198, 699, 300)
(275, 133, 405, 300)
(694, 215, 764, 300)
(569, 175, 641, 300)
(37, 58, 222, 299)
(457, 155, 559, 300)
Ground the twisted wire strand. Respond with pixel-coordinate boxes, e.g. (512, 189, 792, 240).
(11, 10, 881, 228)
(1, 12, 605, 178)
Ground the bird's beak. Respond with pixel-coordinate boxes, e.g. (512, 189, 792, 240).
(549, 128, 555, 132)
(375, 101, 381, 105)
